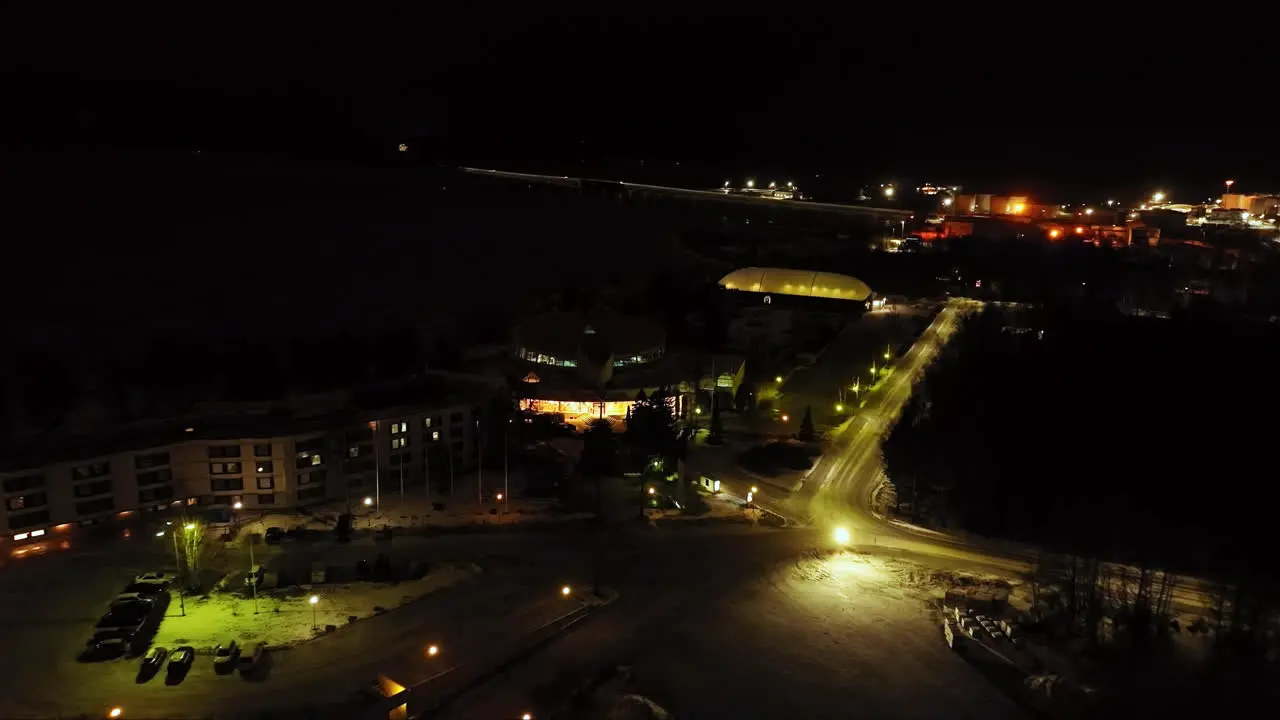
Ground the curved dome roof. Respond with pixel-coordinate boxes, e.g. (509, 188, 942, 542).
(718, 267, 873, 302)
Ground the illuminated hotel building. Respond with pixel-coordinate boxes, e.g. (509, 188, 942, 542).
(512, 311, 742, 426)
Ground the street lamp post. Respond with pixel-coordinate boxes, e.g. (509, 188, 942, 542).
(161, 526, 186, 616)
(309, 595, 318, 630)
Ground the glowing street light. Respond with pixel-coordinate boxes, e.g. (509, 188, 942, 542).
(426, 644, 440, 657)
(232, 501, 243, 510)
(883, 185, 895, 198)
(941, 197, 953, 207)
(522, 714, 534, 720)
(1084, 208, 1094, 216)
(561, 585, 572, 597)
(363, 496, 373, 507)
(1225, 179, 1235, 193)
(746, 179, 755, 188)
(647, 486, 656, 496)
(1152, 191, 1166, 203)
(107, 707, 124, 719)
(833, 527, 851, 545)
(780, 414, 789, 422)
(309, 595, 319, 629)
(775, 375, 783, 383)
(835, 403, 844, 413)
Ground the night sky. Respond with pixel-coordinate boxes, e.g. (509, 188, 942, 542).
(5, 22, 1272, 196)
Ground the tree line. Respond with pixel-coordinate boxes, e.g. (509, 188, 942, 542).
(882, 303, 1280, 712)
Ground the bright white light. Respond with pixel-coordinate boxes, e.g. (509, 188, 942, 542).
(746, 179, 755, 188)
(884, 186, 895, 197)
(833, 527, 851, 545)
(1152, 191, 1166, 203)
(309, 595, 319, 605)
(941, 197, 952, 207)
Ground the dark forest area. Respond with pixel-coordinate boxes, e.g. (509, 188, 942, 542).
(883, 304, 1280, 713)
(885, 304, 1280, 578)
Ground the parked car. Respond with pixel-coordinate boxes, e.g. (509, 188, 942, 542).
(134, 571, 170, 586)
(245, 565, 265, 587)
(86, 636, 130, 658)
(167, 646, 195, 678)
(96, 610, 147, 634)
(112, 593, 155, 609)
(213, 640, 240, 673)
(238, 642, 266, 672)
(264, 526, 284, 544)
(136, 646, 168, 681)
(123, 582, 168, 596)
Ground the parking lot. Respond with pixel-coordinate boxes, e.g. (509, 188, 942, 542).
(0, 524, 594, 719)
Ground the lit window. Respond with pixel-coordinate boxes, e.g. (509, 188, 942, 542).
(391, 437, 407, 449)
(391, 422, 407, 434)
(431, 431, 441, 441)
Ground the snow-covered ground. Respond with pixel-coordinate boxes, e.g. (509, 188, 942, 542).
(152, 563, 475, 650)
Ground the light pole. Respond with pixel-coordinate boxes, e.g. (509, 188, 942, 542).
(476, 418, 483, 504)
(160, 525, 186, 616)
(309, 595, 318, 630)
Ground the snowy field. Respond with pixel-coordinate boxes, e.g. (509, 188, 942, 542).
(618, 551, 1030, 719)
(152, 564, 476, 650)
(447, 543, 1034, 720)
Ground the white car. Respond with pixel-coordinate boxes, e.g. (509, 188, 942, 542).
(135, 572, 171, 586)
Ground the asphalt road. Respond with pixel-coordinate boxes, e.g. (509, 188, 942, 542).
(739, 298, 1217, 614)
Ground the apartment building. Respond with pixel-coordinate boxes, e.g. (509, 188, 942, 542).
(1, 374, 497, 545)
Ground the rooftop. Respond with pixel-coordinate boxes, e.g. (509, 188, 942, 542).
(514, 310, 665, 357)
(719, 267, 873, 302)
(0, 373, 497, 474)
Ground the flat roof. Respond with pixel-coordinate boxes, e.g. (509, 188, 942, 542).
(514, 311, 665, 357)
(0, 373, 495, 474)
